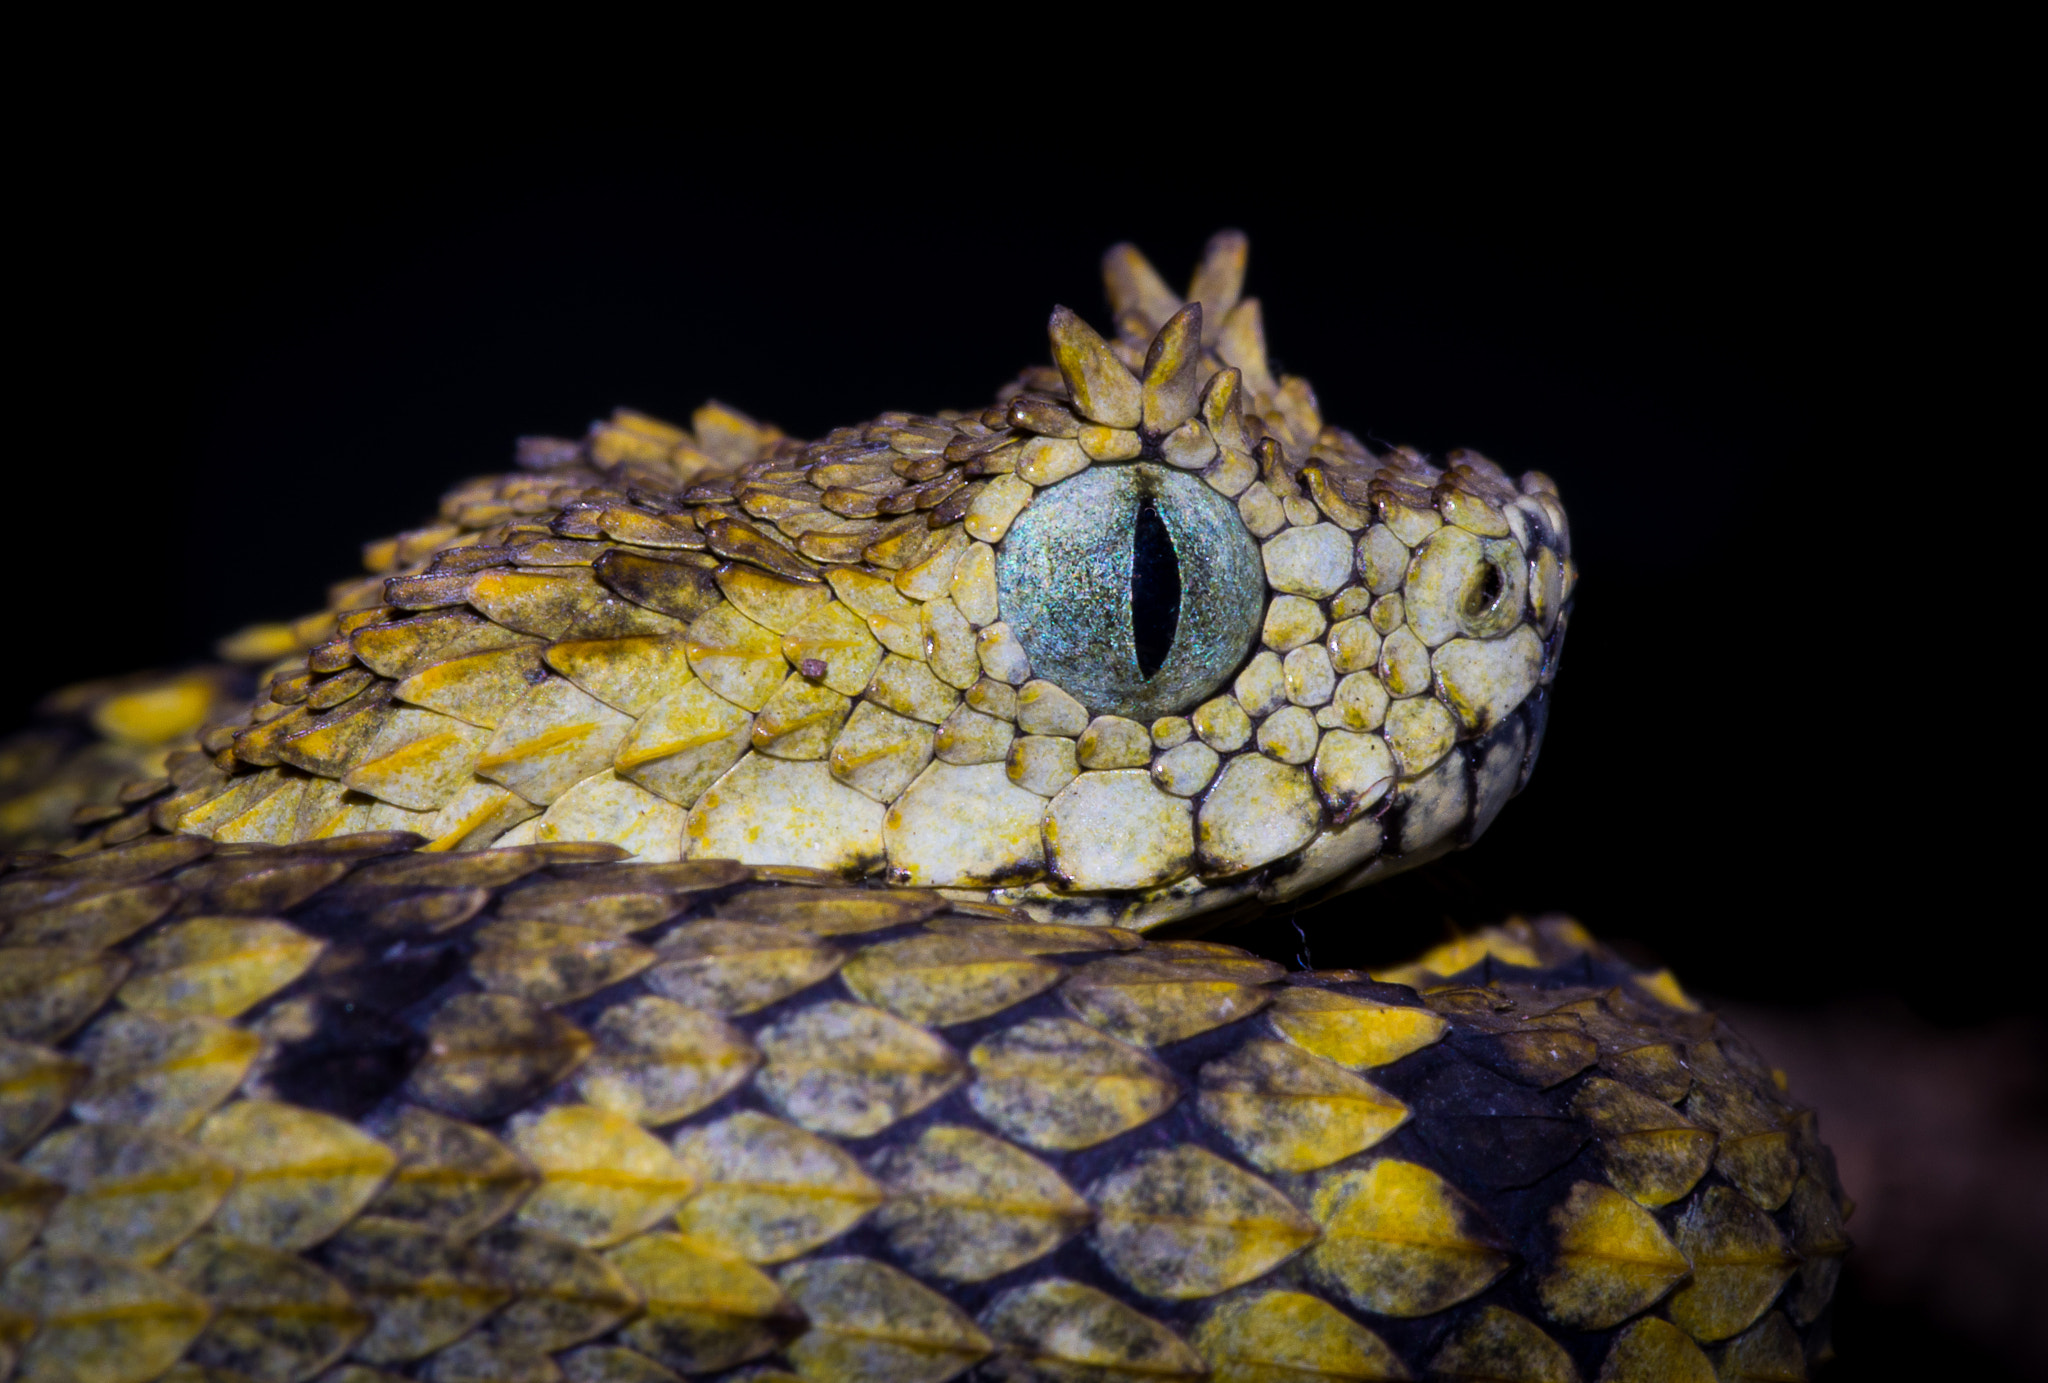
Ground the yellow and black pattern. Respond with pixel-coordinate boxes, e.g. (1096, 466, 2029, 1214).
(1, 834, 1844, 1382)
(0, 232, 1843, 1381)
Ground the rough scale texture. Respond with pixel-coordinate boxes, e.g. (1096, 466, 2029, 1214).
(0, 846, 1844, 1382)
(0, 234, 1842, 1380)
(0, 234, 1571, 936)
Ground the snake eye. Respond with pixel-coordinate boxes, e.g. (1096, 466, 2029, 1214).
(996, 463, 1263, 720)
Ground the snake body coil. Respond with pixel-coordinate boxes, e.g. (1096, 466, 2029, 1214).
(0, 236, 1844, 1381)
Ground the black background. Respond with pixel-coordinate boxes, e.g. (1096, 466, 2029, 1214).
(13, 120, 2019, 1372)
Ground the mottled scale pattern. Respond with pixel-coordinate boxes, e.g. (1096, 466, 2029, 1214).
(0, 234, 1571, 940)
(0, 232, 1841, 1380)
(0, 844, 1843, 1382)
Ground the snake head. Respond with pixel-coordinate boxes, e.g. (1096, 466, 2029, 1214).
(968, 232, 1576, 928)
(8, 233, 1572, 934)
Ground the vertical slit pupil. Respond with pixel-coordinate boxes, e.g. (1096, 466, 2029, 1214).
(1130, 496, 1181, 680)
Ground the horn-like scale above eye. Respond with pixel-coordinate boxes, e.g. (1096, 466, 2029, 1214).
(996, 464, 1264, 721)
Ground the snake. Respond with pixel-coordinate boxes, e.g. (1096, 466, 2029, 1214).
(0, 233, 1845, 1383)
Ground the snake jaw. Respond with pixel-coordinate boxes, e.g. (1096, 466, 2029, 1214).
(4, 234, 1573, 936)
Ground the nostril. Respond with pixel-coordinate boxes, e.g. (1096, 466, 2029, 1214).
(1464, 561, 1505, 620)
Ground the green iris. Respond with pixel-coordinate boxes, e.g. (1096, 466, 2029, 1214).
(997, 464, 1264, 721)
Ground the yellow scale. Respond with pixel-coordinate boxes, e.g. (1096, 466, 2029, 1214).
(0, 233, 1835, 1383)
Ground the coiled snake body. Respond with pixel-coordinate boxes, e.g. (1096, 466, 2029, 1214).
(0, 236, 1844, 1382)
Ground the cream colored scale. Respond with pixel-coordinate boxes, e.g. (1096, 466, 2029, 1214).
(101, 232, 1574, 943)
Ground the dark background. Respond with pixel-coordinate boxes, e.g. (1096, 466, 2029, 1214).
(14, 125, 2027, 1373)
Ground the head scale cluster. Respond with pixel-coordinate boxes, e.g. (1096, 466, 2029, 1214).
(6, 233, 1575, 934)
